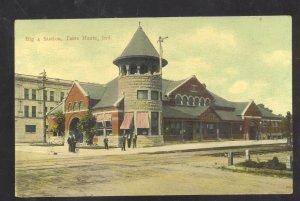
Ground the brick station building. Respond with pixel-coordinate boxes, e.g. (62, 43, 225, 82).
(48, 25, 283, 147)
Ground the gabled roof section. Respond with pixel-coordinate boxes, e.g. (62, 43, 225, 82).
(214, 110, 242, 121)
(209, 91, 236, 109)
(80, 82, 106, 100)
(163, 105, 210, 119)
(257, 104, 282, 119)
(163, 75, 206, 98)
(92, 77, 119, 109)
(232, 101, 250, 116)
(162, 78, 187, 99)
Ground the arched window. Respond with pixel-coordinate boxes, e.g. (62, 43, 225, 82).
(73, 102, 79, 111)
(68, 103, 72, 111)
(175, 95, 182, 105)
(182, 96, 188, 105)
(195, 97, 200, 106)
(205, 98, 211, 106)
(78, 101, 83, 110)
(188, 96, 194, 106)
(200, 97, 205, 106)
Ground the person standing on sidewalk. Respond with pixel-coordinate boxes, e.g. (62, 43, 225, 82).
(127, 133, 132, 148)
(103, 136, 109, 150)
(67, 135, 72, 152)
(121, 135, 126, 151)
(71, 134, 76, 153)
(132, 134, 137, 148)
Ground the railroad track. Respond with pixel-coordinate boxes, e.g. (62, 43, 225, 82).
(15, 144, 290, 171)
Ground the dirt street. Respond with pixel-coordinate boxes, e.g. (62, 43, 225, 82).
(15, 150, 292, 197)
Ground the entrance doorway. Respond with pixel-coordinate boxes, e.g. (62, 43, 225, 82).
(248, 122, 257, 140)
(69, 117, 83, 143)
(182, 121, 193, 141)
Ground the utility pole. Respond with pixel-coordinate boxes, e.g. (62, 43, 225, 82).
(157, 36, 168, 136)
(157, 36, 168, 75)
(39, 70, 48, 143)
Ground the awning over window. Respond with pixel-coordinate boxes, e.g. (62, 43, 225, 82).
(120, 112, 134, 129)
(136, 112, 149, 128)
(96, 114, 104, 122)
(104, 113, 112, 121)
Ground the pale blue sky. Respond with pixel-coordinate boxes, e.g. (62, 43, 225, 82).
(15, 17, 292, 115)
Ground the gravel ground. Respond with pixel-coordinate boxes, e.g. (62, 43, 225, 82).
(15, 149, 292, 197)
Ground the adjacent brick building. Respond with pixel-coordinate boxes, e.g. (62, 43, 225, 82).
(48, 25, 283, 147)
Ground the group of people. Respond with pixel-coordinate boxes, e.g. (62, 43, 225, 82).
(67, 134, 138, 152)
(121, 133, 137, 151)
(67, 134, 77, 153)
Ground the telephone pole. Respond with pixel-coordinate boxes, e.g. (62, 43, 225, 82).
(39, 70, 48, 143)
(157, 36, 168, 75)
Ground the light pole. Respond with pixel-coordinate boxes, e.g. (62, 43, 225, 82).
(157, 36, 168, 136)
(39, 70, 47, 143)
(157, 36, 168, 74)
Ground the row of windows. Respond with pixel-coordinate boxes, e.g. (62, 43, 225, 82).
(67, 101, 84, 112)
(261, 120, 279, 127)
(23, 88, 65, 102)
(119, 64, 160, 76)
(137, 90, 161, 100)
(175, 95, 211, 106)
(23, 105, 53, 117)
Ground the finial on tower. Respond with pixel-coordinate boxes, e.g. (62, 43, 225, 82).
(138, 21, 142, 29)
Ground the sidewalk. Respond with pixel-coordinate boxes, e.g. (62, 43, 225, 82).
(15, 139, 287, 158)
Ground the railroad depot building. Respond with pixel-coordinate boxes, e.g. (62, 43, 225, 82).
(48, 25, 283, 147)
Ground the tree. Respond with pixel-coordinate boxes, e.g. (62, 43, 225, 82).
(53, 111, 65, 136)
(77, 111, 96, 145)
(282, 111, 293, 138)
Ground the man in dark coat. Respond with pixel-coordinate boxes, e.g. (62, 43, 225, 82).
(121, 135, 126, 151)
(132, 134, 137, 148)
(103, 137, 109, 150)
(127, 133, 132, 148)
(70, 134, 76, 153)
(67, 135, 72, 152)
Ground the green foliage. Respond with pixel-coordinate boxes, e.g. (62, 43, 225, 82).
(237, 157, 286, 170)
(282, 111, 293, 138)
(77, 111, 96, 145)
(53, 111, 65, 136)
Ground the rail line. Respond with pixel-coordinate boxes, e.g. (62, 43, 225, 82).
(15, 144, 290, 171)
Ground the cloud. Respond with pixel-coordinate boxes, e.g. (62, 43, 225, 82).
(180, 26, 237, 49)
(163, 57, 212, 80)
(263, 97, 292, 115)
(263, 49, 291, 66)
(229, 80, 248, 94)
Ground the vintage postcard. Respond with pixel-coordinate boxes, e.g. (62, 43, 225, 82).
(15, 17, 292, 197)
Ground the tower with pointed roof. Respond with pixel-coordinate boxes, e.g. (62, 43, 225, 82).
(114, 25, 168, 137)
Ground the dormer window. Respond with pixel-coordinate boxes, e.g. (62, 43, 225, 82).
(191, 85, 198, 92)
